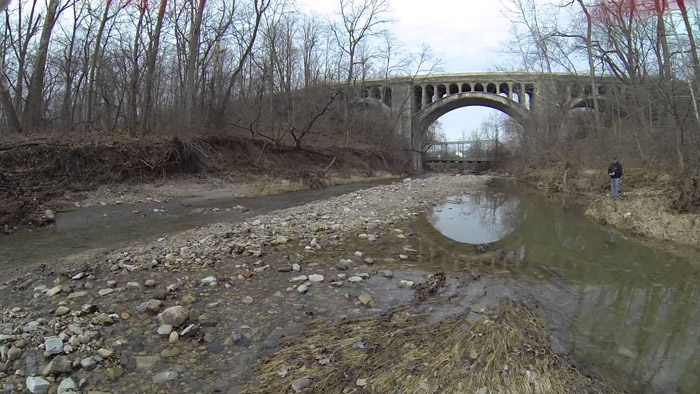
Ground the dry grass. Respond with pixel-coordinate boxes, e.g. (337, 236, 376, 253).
(586, 194, 700, 249)
(242, 300, 620, 394)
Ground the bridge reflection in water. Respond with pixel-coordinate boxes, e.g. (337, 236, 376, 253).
(425, 140, 500, 163)
(411, 181, 700, 393)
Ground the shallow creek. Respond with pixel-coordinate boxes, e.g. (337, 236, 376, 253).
(0, 180, 393, 270)
(419, 179, 700, 394)
(2, 176, 699, 393)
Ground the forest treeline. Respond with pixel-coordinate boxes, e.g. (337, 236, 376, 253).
(499, 0, 699, 187)
(0, 0, 440, 150)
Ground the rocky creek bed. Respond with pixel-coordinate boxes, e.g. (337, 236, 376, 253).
(0, 175, 620, 394)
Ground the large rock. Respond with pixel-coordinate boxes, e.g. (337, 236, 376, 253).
(44, 337, 63, 356)
(159, 306, 188, 327)
(26, 376, 50, 394)
(42, 356, 72, 375)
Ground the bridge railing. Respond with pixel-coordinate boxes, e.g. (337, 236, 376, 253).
(425, 140, 500, 162)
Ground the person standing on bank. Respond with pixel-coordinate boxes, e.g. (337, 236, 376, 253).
(608, 158, 623, 197)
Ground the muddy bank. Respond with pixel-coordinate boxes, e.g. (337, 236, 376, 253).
(0, 133, 412, 234)
(509, 161, 699, 249)
(0, 175, 619, 393)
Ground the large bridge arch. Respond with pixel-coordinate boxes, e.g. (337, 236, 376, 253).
(414, 92, 531, 135)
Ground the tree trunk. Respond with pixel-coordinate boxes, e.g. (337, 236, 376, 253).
(655, 0, 672, 78)
(85, 0, 113, 129)
(22, 0, 59, 130)
(0, 72, 22, 132)
(184, 0, 206, 126)
(141, 0, 167, 135)
(677, 0, 699, 80)
(576, 0, 600, 131)
(128, 2, 146, 136)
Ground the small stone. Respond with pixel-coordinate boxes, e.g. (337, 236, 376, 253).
(290, 275, 308, 283)
(291, 378, 311, 392)
(44, 209, 56, 221)
(157, 325, 173, 337)
(330, 281, 343, 287)
(55, 306, 70, 316)
(297, 284, 309, 294)
(80, 357, 97, 370)
(144, 279, 157, 287)
(71, 273, 85, 280)
(168, 331, 179, 344)
(143, 299, 164, 314)
(159, 306, 188, 327)
(98, 288, 114, 296)
(197, 313, 217, 327)
(336, 262, 349, 271)
(126, 282, 140, 288)
(44, 337, 63, 356)
(46, 286, 62, 297)
(477, 387, 489, 394)
(57, 377, 77, 394)
(153, 370, 178, 384)
(356, 378, 368, 387)
(7, 347, 22, 361)
(201, 276, 216, 285)
(271, 235, 289, 245)
(121, 312, 131, 320)
(358, 293, 376, 307)
(308, 274, 324, 283)
(25, 376, 50, 394)
(242, 296, 254, 304)
(107, 280, 117, 287)
(399, 280, 415, 288)
(292, 263, 301, 272)
(354, 251, 363, 257)
(381, 270, 394, 278)
(363, 257, 375, 265)
(97, 348, 113, 358)
(67, 291, 87, 300)
(348, 276, 363, 283)
(399, 254, 409, 260)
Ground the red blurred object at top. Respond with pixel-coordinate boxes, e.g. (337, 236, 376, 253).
(592, 0, 696, 22)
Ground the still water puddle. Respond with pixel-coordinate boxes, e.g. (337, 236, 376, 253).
(423, 180, 700, 394)
(427, 191, 521, 244)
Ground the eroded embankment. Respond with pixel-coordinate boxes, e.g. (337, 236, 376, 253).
(0, 133, 411, 233)
(0, 175, 620, 394)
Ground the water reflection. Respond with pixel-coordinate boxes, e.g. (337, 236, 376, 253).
(418, 179, 700, 393)
(427, 191, 522, 244)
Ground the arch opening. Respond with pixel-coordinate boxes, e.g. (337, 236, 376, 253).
(414, 86, 423, 111)
(449, 83, 459, 95)
(437, 84, 447, 99)
(416, 92, 530, 139)
(462, 83, 472, 92)
(425, 85, 435, 105)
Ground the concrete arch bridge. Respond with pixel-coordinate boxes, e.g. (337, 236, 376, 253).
(349, 72, 621, 168)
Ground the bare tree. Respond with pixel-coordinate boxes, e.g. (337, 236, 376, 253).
(22, 0, 59, 130)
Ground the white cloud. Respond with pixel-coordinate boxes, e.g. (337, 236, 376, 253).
(295, 0, 518, 139)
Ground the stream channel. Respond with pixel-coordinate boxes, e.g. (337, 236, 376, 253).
(419, 180, 700, 394)
(1, 177, 699, 393)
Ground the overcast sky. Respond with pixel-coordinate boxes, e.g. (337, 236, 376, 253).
(297, 0, 518, 140)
